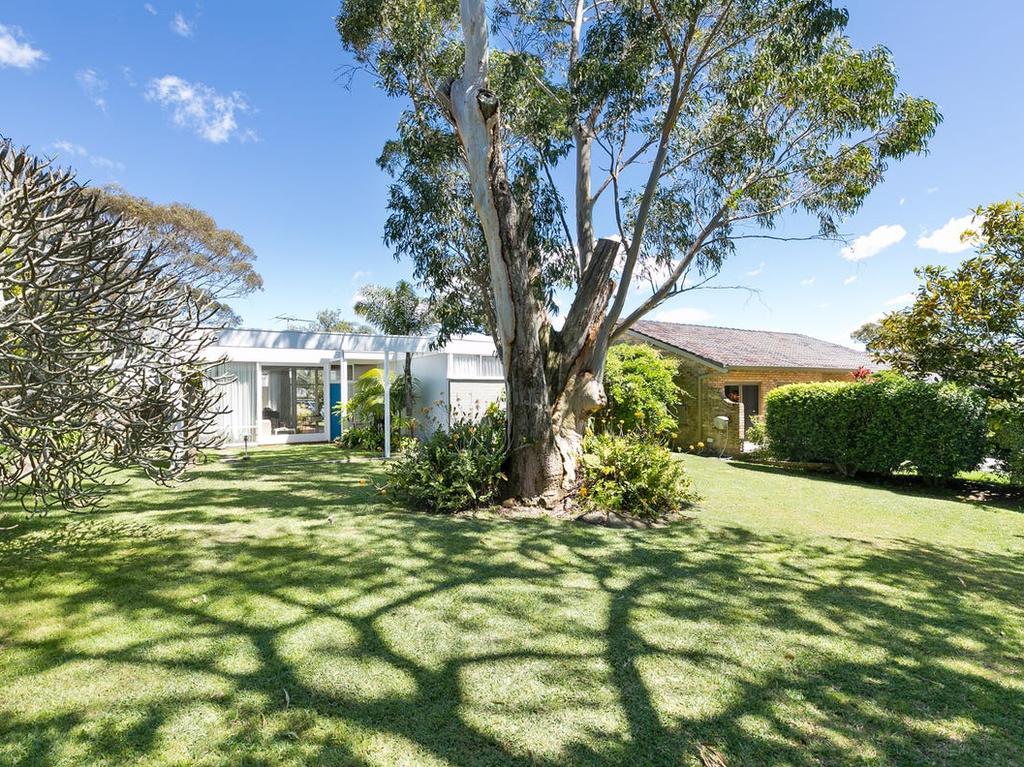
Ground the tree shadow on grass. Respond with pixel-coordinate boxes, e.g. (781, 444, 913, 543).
(1, 452, 1022, 766)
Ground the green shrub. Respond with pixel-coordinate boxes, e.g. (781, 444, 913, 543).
(989, 401, 1024, 482)
(764, 373, 988, 478)
(596, 344, 683, 440)
(335, 426, 384, 451)
(581, 434, 699, 520)
(745, 414, 767, 446)
(382, 404, 507, 513)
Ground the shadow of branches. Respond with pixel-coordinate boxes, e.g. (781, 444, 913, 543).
(1, 451, 1022, 766)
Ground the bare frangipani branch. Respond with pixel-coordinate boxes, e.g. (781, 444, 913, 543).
(0, 143, 224, 513)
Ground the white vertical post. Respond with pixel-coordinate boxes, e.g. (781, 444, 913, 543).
(383, 349, 392, 459)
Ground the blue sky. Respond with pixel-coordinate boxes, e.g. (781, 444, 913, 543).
(2, 1, 1022, 346)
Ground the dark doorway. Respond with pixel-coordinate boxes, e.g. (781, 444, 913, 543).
(741, 384, 760, 428)
(724, 384, 761, 429)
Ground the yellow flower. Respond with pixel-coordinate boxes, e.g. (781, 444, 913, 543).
(578, 486, 589, 497)
(697, 441, 705, 449)
(358, 479, 368, 487)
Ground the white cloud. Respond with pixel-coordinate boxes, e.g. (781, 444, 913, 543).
(899, 197, 906, 206)
(840, 224, 907, 262)
(885, 292, 916, 307)
(146, 75, 254, 143)
(916, 214, 983, 254)
(800, 276, 816, 286)
(843, 275, 858, 285)
(0, 24, 46, 69)
(52, 140, 87, 156)
(76, 68, 108, 110)
(144, 3, 158, 14)
(652, 307, 712, 324)
(745, 261, 765, 278)
(170, 12, 193, 36)
(351, 270, 371, 283)
(49, 140, 124, 174)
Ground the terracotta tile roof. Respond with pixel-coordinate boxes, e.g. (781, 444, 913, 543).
(627, 321, 877, 371)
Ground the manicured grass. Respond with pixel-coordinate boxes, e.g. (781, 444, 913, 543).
(1, 446, 1022, 767)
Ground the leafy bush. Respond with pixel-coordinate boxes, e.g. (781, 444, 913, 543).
(765, 373, 987, 478)
(333, 368, 419, 437)
(382, 404, 507, 513)
(581, 434, 698, 520)
(335, 426, 384, 451)
(745, 415, 767, 446)
(596, 344, 683, 440)
(989, 401, 1024, 482)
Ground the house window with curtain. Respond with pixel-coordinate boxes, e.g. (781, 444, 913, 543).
(210, 362, 257, 444)
(261, 366, 324, 435)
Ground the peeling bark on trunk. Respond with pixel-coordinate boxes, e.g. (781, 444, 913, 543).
(448, 0, 616, 505)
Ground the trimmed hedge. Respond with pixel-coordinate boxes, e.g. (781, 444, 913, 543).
(764, 373, 987, 478)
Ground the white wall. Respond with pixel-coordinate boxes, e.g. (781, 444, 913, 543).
(449, 381, 506, 421)
(411, 352, 450, 436)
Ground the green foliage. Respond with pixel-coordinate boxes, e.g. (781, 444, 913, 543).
(596, 344, 683, 440)
(989, 402, 1024, 482)
(383, 405, 508, 513)
(288, 309, 372, 333)
(88, 185, 261, 328)
(581, 434, 698, 521)
(745, 415, 768, 446)
(335, 426, 384, 452)
(353, 280, 433, 336)
(338, 0, 939, 342)
(869, 200, 1024, 403)
(764, 374, 988, 479)
(335, 369, 416, 426)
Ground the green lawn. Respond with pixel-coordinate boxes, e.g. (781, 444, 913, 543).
(1, 447, 1022, 767)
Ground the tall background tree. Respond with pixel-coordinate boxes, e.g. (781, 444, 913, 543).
(87, 186, 262, 327)
(869, 200, 1024, 478)
(1, 144, 222, 512)
(354, 280, 434, 430)
(284, 308, 372, 334)
(338, 0, 939, 502)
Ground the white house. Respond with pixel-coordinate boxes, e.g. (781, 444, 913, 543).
(206, 328, 504, 455)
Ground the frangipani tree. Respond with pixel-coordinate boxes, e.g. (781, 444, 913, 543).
(0, 144, 222, 512)
(338, 0, 939, 503)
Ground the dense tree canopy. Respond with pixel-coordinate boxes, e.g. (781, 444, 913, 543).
(869, 200, 1023, 403)
(337, 0, 939, 501)
(88, 186, 262, 327)
(0, 144, 221, 512)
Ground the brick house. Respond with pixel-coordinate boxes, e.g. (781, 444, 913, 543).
(622, 321, 877, 454)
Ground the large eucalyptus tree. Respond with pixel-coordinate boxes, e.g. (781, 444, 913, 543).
(338, 0, 939, 503)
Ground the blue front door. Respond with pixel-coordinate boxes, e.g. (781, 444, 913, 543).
(329, 382, 342, 440)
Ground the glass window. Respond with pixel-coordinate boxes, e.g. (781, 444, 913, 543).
(479, 354, 503, 378)
(261, 366, 324, 435)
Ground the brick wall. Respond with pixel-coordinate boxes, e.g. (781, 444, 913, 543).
(674, 362, 854, 455)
